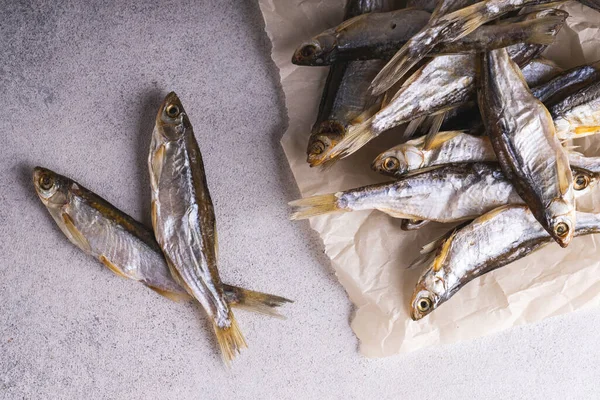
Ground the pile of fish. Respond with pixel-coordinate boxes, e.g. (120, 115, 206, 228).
(290, 0, 600, 320)
(34, 93, 292, 364)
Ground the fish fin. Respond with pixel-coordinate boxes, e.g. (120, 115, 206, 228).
(326, 118, 378, 160)
(574, 126, 600, 136)
(556, 149, 572, 195)
(424, 130, 464, 151)
(475, 204, 515, 224)
(523, 16, 567, 46)
(422, 113, 448, 150)
(214, 312, 247, 365)
(406, 229, 452, 270)
(432, 230, 457, 272)
(223, 284, 293, 319)
(370, 43, 425, 96)
(564, 145, 582, 154)
(289, 193, 343, 220)
(99, 255, 129, 279)
(61, 213, 92, 253)
(402, 116, 428, 140)
(147, 286, 192, 302)
(150, 143, 165, 188)
(335, 13, 368, 32)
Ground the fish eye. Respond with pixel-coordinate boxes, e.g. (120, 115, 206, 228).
(165, 104, 180, 118)
(555, 222, 569, 237)
(574, 174, 590, 190)
(39, 173, 54, 191)
(382, 156, 400, 172)
(416, 297, 432, 313)
(301, 44, 317, 58)
(309, 140, 326, 155)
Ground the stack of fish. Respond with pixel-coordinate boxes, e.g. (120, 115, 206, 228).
(33, 93, 292, 364)
(290, 0, 600, 320)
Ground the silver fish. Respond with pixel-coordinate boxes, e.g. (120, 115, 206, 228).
(520, 57, 563, 87)
(32, 167, 291, 314)
(479, 47, 575, 247)
(290, 162, 597, 223)
(149, 92, 245, 363)
(372, 131, 600, 178)
(370, 0, 558, 95)
(551, 80, 600, 140)
(411, 205, 600, 320)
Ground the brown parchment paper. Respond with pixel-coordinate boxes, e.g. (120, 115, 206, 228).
(257, 0, 600, 357)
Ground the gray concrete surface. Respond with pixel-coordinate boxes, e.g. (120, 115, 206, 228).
(1, 1, 600, 398)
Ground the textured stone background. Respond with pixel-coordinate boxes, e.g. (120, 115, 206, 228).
(1, 1, 600, 398)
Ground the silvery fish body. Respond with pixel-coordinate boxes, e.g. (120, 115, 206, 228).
(149, 92, 246, 362)
(32, 167, 292, 314)
(411, 205, 600, 320)
(479, 47, 575, 247)
(521, 57, 563, 87)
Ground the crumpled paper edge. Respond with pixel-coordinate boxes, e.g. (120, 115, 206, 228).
(258, 0, 600, 358)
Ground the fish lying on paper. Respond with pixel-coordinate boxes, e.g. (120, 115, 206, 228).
(479, 47, 575, 247)
(290, 162, 597, 223)
(369, 0, 558, 95)
(410, 205, 600, 320)
(33, 167, 291, 315)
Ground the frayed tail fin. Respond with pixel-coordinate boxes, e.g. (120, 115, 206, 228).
(223, 284, 293, 319)
(214, 312, 247, 365)
(289, 193, 344, 220)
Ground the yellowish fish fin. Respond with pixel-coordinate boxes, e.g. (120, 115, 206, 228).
(422, 113, 448, 150)
(214, 311, 247, 365)
(150, 143, 165, 188)
(556, 149, 571, 195)
(147, 285, 192, 302)
(350, 101, 383, 125)
(99, 255, 129, 279)
(402, 116, 428, 140)
(289, 193, 344, 220)
(326, 118, 377, 161)
(223, 284, 293, 319)
(62, 213, 92, 253)
(574, 126, 600, 136)
(424, 130, 464, 151)
(432, 230, 456, 272)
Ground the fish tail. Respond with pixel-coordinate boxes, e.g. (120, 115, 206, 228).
(524, 16, 567, 46)
(289, 193, 344, 220)
(223, 284, 293, 319)
(442, 3, 491, 41)
(326, 119, 379, 161)
(214, 311, 247, 365)
(370, 43, 422, 95)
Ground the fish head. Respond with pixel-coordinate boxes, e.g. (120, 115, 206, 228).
(291, 35, 336, 66)
(371, 149, 409, 177)
(306, 121, 346, 167)
(33, 167, 70, 209)
(547, 197, 576, 248)
(572, 168, 598, 195)
(410, 270, 446, 321)
(155, 92, 191, 141)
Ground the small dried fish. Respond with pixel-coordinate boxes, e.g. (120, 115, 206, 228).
(292, 9, 430, 66)
(306, 0, 395, 166)
(410, 205, 600, 320)
(292, 8, 563, 65)
(32, 167, 291, 314)
(372, 131, 600, 177)
(370, 0, 558, 95)
(320, 41, 552, 164)
(479, 47, 575, 247)
(550, 80, 600, 140)
(290, 162, 596, 223)
(149, 92, 245, 363)
(532, 61, 600, 105)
